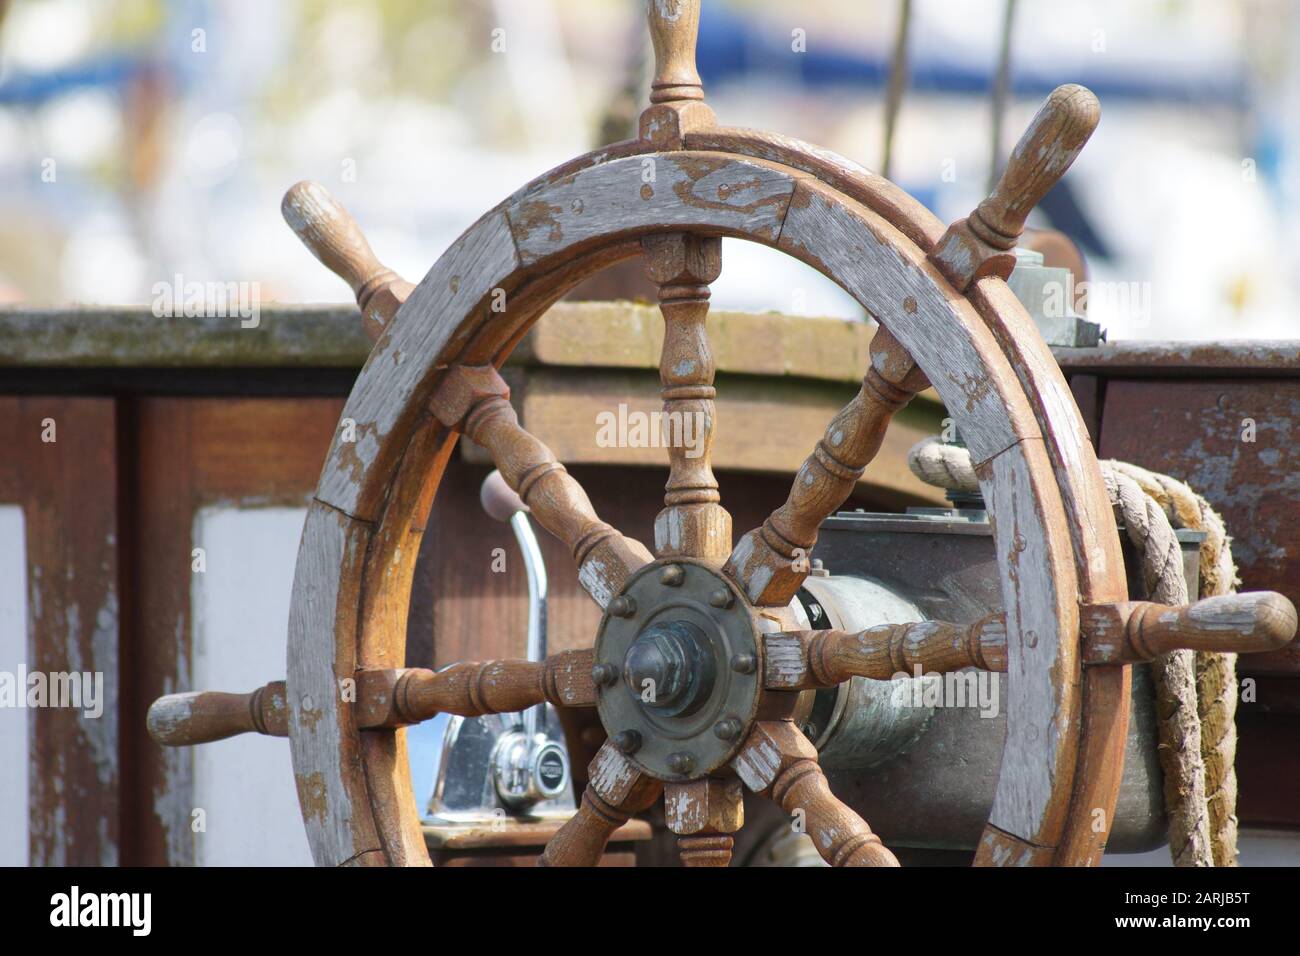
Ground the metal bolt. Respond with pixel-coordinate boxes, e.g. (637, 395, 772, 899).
(667, 751, 695, 775)
(708, 588, 733, 609)
(713, 717, 742, 741)
(609, 595, 637, 618)
(730, 652, 756, 675)
(591, 663, 619, 687)
(610, 730, 642, 754)
(659, 564, 684, 587)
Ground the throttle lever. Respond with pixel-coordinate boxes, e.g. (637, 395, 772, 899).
(480, 470, 548, 740)
(478, 470, 568, 809)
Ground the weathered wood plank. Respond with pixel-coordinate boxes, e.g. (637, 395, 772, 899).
(1056, 340, 1300, 377)
(0, 398, 120, 866)
(0, 306, 371, 368)
(129, 398, 343, 865)
(287, 501, 381, 866)
(967, 276, 1128, 865)
(1098, 378, 1300, 678)
(684, 126, 945, 252)
(506, 152, 800, 266)
(975, 439, 1080, 849)
(512, 301, 879, 384)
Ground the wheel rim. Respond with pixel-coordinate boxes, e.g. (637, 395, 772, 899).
(285, 145, 1127, 867)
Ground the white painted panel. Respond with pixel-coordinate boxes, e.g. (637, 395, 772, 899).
(0, 506, 27, 866)
(191, 506, 312, 866)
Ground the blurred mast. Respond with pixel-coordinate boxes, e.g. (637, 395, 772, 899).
(881, 0, 912, 180)
(988, 0, 1018, 190)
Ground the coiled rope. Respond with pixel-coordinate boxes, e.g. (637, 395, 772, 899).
(907, 437, 1240, 866)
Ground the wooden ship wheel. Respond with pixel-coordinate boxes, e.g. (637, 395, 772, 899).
(147, 1, 1297, 867)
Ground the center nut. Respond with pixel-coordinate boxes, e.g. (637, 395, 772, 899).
(593, 559, 765, 781)
(622, 621, 716, 717)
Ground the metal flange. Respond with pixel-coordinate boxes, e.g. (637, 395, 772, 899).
(593, 559, 764, 781)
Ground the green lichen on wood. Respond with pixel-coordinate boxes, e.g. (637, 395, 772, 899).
(0, 304, 372, 368)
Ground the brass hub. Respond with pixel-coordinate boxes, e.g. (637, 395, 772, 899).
(593, 559, 765, 781)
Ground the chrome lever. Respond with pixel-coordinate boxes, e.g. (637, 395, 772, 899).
(476, 470, 568, 811)
(479, 469, 549, 740)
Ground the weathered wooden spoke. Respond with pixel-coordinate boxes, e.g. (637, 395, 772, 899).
(929, 83, 1101, 292)
(432, 364, 653, 609)
(723, 326, 929, 606)
(539, 742, 662, 867)
(755, 593, 1292, 860)
(760, 591, 1297, 691)
(281, 180, 413, 341)
(764, 614, 1009, 690)
(664, 777, 744, 867)
(1081, 592, 1296, 664)
(282, 180, 651, 611)
(643, 232, 731, 564)
(147, 649, 596, 746)
(732, 720, 898, 867)
(147, 681, 290, 745)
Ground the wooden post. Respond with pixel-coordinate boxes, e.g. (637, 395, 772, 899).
(643, 233, 730, 563)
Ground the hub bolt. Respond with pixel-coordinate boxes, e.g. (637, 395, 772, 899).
(713, 717, 742, 741)
(667, 752, 696, 775)
(730, 652, 757, 675)
(591, 663, 619, 687)
(708, 588, 733, 609)
(609, 595, 637, 618)
(659, 564, 684, 586)
(610, 730, 642, 754)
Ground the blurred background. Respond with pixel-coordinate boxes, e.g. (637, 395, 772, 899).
(1, 0, 1298, 339)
